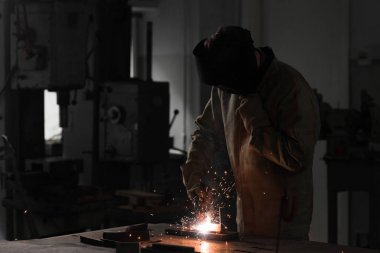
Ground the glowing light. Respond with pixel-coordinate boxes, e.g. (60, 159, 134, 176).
(200, 241, 210, 252)
(192, 213, 221, 234)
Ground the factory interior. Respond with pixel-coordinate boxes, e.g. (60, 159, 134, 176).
(0, 0, 380, 252)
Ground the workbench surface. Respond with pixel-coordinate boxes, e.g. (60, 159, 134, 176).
(0, 224, 379, 253)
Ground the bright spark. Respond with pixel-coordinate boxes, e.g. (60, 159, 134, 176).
(192, 213, 221, 234)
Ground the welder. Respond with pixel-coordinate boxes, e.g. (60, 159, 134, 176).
(181, 26, 320, 240)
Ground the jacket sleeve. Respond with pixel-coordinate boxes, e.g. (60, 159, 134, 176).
(181, 88, 225, 195)
(237, 89, 320, 173)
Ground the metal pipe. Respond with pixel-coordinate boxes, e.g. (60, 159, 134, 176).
(146, 21, 152, 81)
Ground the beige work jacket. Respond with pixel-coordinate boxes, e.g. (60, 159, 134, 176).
(182, 58, 320, 240)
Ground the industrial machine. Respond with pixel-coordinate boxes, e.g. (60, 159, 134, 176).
(99, 80, 169, 163)
(0, 0, 177, 240)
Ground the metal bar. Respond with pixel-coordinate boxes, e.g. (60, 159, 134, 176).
(146, 21, 153, 81)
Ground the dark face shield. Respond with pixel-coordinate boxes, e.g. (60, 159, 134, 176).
(193, 28, 259, 95)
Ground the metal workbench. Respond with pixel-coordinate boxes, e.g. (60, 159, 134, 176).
(0, 224, 379, 253)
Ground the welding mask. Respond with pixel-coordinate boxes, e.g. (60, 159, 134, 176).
(193, 26, 259, 94)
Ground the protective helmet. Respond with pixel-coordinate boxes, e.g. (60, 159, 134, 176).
(193, 26, 258, 94)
